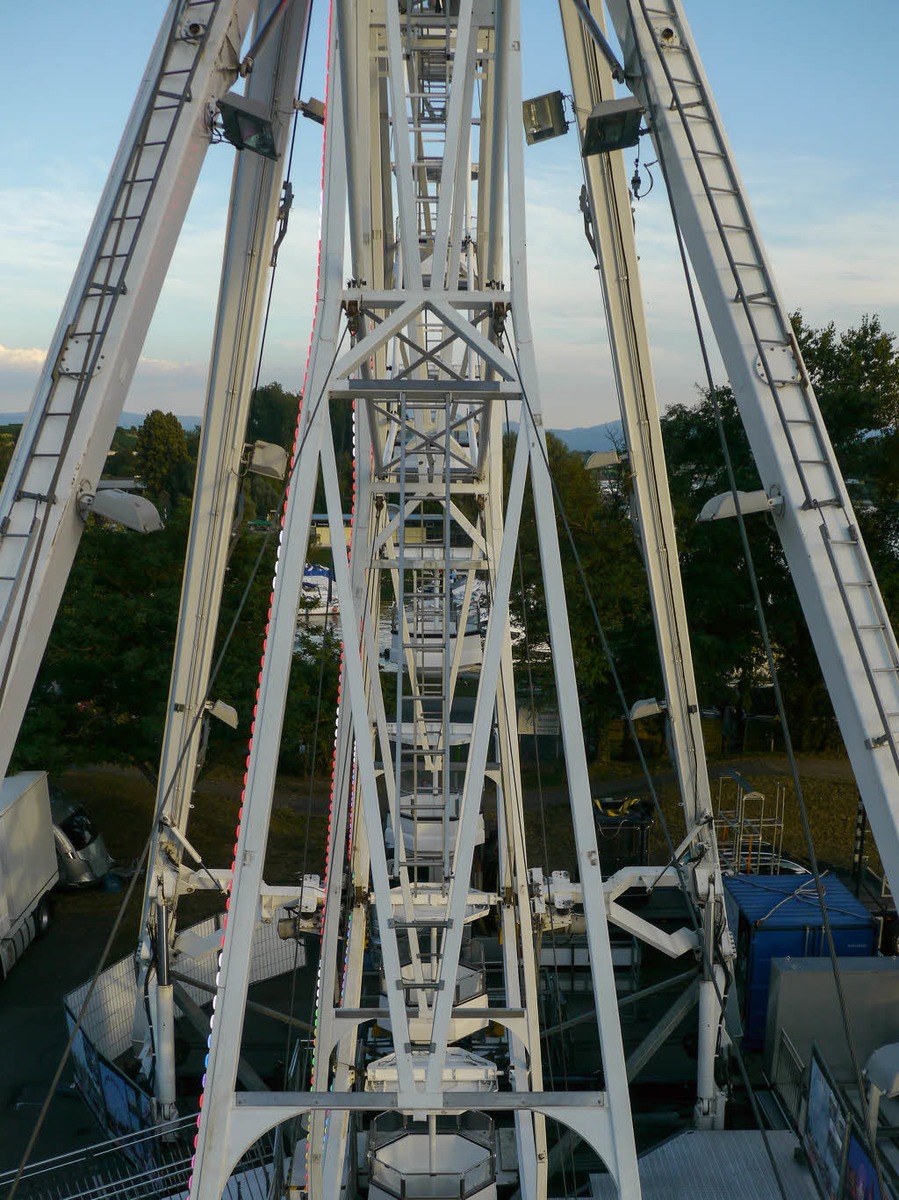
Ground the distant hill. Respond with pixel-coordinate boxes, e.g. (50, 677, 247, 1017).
(548, 420, 622, 454)
(0, 410, 201, 431)
(120, 410, 201, 431)
(3, 408, 613, 448)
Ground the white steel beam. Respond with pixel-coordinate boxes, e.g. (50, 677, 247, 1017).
(134, 0, 312, 1115)
(606, 0, 899, 901)
(561, 0, 729, 1128)
(191, 5, 641, 1198)
(0, 0, 257, 784)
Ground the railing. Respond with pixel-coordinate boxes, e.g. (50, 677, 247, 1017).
(368, 1113, 495, 1200)
(0, 1121, 278, 1200)
(770, 1027, 805, 1131)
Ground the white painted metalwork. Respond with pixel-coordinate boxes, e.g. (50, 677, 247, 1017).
(132, 0, 313, 1120)
(189, 3, 640, 1198)
(0, 0, 258, 784)
(5, 2, 899, 1198)
(604, 0, 899, 902)
(560, 0, 731, 1129)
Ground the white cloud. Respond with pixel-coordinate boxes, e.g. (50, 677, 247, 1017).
(0, 345, 46, 370)
(518, 153, 899, 427)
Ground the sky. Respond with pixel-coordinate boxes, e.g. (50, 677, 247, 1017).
(1, 1, 897, 430)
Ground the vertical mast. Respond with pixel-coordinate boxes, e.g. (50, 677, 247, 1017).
(189, 3, 641, 1198)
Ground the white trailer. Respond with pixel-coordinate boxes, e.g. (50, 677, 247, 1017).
(0, 771, 58, 977)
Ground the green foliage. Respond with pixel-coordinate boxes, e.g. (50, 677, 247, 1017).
(135, 410, 191, 499)
(247, 382, 300, 451)
(12, 310, 899, 784)
(200, 526, 341, 777)
(508, 431, 655, 754)
(0, 425, 21, 485)
(14, 385, 343, 781)
(660, 313, 899, 750)
(14, 504, 191, 777)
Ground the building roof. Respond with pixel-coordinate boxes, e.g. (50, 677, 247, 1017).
(723, 873, 873, 930)
(590, 1130, 819, 1199)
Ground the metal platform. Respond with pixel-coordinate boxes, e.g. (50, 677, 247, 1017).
(589, 1130, 819, 1199)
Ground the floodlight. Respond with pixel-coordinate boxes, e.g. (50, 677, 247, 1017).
(248, 439, 289, 480)
(581, 96, 644, 156)
(585, 450, 621, 470)
(522, 91, 568, 145)
(629, 697, 666, 722)
(77, 489, 163, 533)
(697, 489, 784, 523)
(298, 97, 325, 126)
(205, 699, 239, 729)
(217, 92, 278, 160)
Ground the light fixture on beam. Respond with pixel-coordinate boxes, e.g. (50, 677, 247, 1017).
(297, 97, 325, 125)
(629, 697, 666, 722)
(585, 450, 621, 471)
(247, 439, 289, 481)
(581, 96, 644, 156)
(205, 698, 239, 729)
(217, 92, 278, 160)
(697, 488, 784, 523)
(77, 488, 163, 533)
(522, 90, 568, 145)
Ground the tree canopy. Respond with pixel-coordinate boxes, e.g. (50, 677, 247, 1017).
(135, 409, 191, 500)
(11, 313, 899, 777)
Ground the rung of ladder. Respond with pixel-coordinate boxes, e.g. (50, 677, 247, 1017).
(802, 497, 842, 510)
(389, 917, 453, 930)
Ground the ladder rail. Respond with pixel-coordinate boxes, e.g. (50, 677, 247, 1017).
(0, 5, 218, 643)
(607, 0, 899, 896)
(0, 0, 256, 785)
(629, 1, 899, 761)
(633, 0, 840, 512)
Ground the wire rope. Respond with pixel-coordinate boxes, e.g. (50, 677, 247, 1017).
(622, 0, 881, 1191)
(8, 274, 347, 1193)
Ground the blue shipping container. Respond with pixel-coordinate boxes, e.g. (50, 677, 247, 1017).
(723, 874, 876, 1049)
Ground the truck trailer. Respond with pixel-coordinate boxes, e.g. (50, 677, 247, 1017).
(0, 771, 59, 976)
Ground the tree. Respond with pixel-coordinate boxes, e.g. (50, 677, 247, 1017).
(0, 425, 20, 485)
(135, 410, 190, 499)
(14, 503, 190, 778)
(660, 314, 899, 749)
(247, 382, 300, 452)
(508, 431, 656, 757)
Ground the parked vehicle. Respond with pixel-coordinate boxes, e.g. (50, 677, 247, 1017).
(0, 772, 59, 977)
(49, 786, 114, 888)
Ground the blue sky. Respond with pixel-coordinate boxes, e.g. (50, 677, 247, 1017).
(1, 1, 896, 428)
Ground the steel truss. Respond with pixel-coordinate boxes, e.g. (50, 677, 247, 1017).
(190, 2, 641, 1198)
(4, 1, 897, 1199)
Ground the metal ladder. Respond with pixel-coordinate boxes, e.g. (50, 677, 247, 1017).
(632, 0, 899, 767)
(0, 0, 220, 640)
